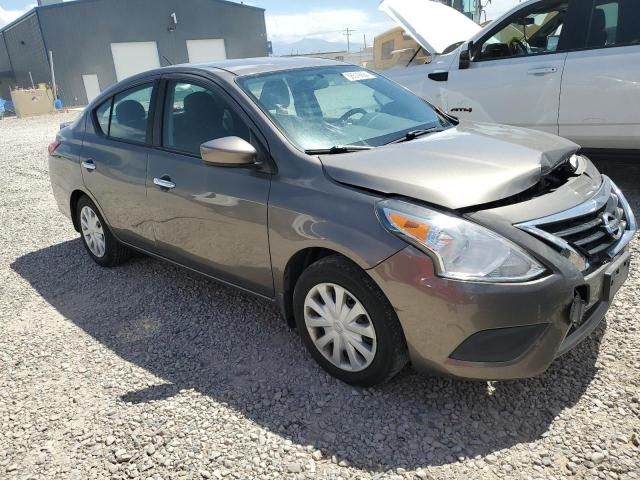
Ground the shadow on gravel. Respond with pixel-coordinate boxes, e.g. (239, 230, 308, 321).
(12, 239, 605, 471)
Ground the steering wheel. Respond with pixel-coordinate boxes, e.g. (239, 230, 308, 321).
(510, 39, 529, 56)
(339, 108, 368, 124)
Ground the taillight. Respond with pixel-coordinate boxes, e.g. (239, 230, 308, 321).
(48, 141, 61, 155)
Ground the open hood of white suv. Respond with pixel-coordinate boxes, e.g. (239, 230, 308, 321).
(379, 0, 481, 54)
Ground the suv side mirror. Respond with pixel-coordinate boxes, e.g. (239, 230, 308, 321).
(459, 41, 473, 70)
(200, 137, 257, 167)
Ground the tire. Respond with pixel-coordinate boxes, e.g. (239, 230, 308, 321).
(293, 255, 409, 386)
(76, 195, 131, 267)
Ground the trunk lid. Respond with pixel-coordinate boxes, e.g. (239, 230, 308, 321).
(320, 122, 580, 210)
(379, 0, 481, 54)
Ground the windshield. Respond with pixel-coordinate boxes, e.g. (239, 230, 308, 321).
(238, 66, 450, 152)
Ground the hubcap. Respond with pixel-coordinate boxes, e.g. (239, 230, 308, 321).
(80, 206, 106, 258)
(304, 283, 377, 372)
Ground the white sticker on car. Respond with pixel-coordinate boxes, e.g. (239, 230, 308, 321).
(342, 71, 376, 82)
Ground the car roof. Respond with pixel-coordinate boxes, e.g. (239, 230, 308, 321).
(88, 57, 353, 109)
(180, 56, 348, 76)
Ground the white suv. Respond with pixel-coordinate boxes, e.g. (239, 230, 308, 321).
(381, 0, 640, 155)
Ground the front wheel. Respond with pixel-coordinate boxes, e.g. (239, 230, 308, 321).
(293, 255, 409, 386)
(76, 195, 131, 267)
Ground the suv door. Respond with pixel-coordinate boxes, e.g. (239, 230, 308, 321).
(146, 75, 273, 296)
(445, 0, 578, 134)
(80, 80, 157, 249)
(559, 0, 640, 150)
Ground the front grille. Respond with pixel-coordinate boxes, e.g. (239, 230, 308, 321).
(516, 176, 635, 272)
(537, 197, 626, 260)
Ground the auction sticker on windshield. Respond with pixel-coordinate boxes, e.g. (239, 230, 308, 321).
(342, 71, 376, 81)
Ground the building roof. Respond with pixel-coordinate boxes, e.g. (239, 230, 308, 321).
(0, 0, 264, 34)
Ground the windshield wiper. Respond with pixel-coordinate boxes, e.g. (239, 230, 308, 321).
(305, 145, 374, 155)
(386, 127, 444, 145)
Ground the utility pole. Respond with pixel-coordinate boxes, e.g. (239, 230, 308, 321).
(473, 0, 491, 23)
(343, 28, 355, 53)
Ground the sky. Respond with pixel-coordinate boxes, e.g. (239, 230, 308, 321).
(0, 0, 522, 50)
(0, 0, 394, 44)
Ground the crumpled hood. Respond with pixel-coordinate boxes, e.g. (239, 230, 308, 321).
(320, 122, 580, 210)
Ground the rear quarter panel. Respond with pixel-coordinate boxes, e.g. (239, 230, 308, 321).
(49, 114, 86, 223)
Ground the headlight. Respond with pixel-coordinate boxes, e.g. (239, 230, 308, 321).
(377, 199, 545, 282)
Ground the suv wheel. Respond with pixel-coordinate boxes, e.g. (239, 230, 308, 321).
(76, 195, 131, 267)
(293, 255, 408, 386)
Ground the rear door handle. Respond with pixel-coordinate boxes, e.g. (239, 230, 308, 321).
(153, 177, 176, 190)
(81, 159, 96, 171)
(527, 67, 558, 76)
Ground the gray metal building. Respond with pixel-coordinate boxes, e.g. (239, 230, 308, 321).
(0, 0, 268, 105)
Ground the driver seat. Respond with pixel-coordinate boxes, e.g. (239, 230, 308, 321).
(259, 79, 291, 116)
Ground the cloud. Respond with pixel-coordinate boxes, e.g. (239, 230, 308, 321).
(0, 4, 36, 28)
(484, 0, 524, 21)
(266, 9, 394, 44)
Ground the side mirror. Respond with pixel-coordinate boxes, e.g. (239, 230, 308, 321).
(459, 41, 473, 70)
(200, 136, 257, 167)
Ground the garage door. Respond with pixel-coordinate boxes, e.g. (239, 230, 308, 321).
(110, 42, 161, 82)
(82, 74, 101, 103)
(186, 39, 227, 63)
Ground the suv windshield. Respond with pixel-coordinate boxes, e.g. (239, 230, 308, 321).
(238, 66, 451, 152)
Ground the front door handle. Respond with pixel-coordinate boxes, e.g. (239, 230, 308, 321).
(81, 159, 96, 171)
(153, 177, 176, 190)
(527, 67, 558, 76)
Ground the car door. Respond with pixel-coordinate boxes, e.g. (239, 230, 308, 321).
(146, 75, 273, 297)
(559, 0, 640, 150)
(80, 80, 158, 249)
(445, 0, 578, 134)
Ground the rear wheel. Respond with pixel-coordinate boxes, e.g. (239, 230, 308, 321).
(76, 195, 131, 267)
(293, 255, 408, 386)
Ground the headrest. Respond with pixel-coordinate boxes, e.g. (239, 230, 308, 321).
(592, 8, 606, 31)
(184, 91, 220, 116)
(259, 79, 291, 111)
(115, 100, 145, 125)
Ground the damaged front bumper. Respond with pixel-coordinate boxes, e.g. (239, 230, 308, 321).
(367, 177, 635, 380)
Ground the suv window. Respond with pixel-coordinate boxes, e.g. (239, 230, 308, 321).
(587, 0, 640, 49)
(109, 84, 154, 144)
(477, 1, 568, 60)
(162, 81, 250, 155)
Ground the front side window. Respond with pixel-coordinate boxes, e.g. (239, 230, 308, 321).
(586, 0, 640, 49)
(238, 66, 449, 152)
(163, 81, 250, 155)
(109, 84, 154, 143)
(477, 1, 568, 60)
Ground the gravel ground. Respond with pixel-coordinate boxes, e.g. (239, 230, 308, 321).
(1, 112, 639, 480)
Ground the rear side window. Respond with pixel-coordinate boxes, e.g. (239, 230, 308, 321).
(586, 0, 640, 49)
(109, 84, 154, 144)
(94, 98, 112, 135)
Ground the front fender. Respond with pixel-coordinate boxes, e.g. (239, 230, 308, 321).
(268, 177, 406, 296)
